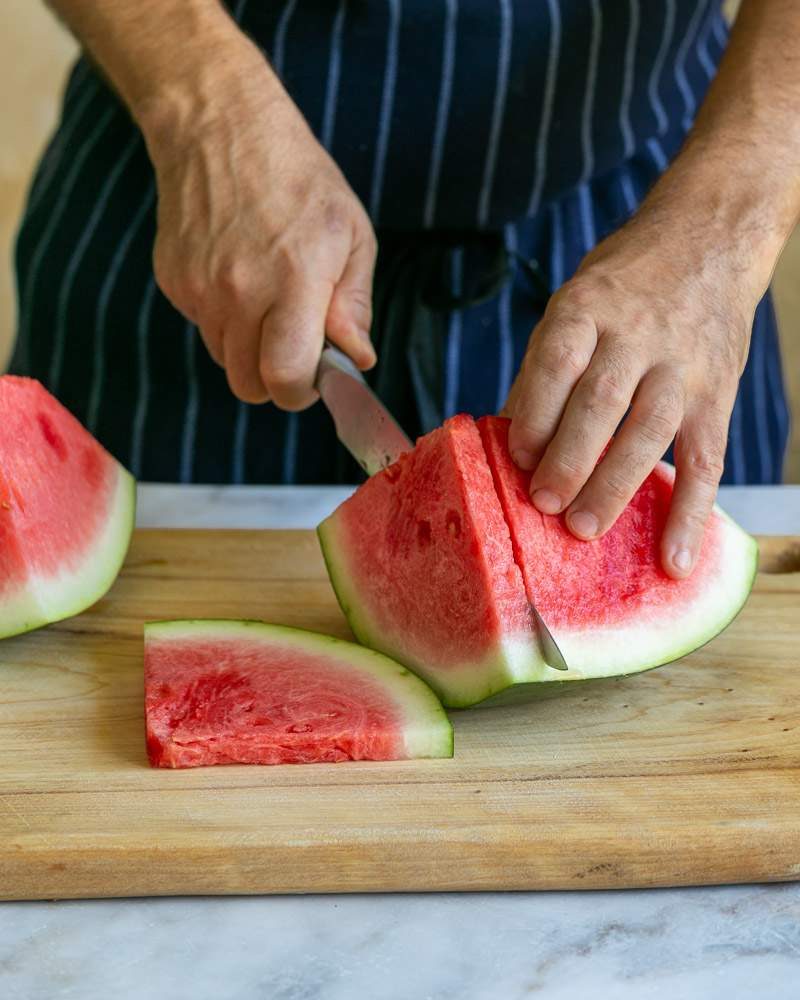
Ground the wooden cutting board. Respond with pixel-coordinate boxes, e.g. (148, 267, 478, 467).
(1, 530, 799, 900)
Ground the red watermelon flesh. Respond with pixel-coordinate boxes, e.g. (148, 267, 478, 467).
(319, 414, 757, 708)
(0, 377, 135, 638)
(478, 416, 757, 675)
(318, 415, 541, 708)
(144, 620, 453, 768)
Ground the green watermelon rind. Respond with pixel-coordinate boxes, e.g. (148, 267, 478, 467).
(318, 518, 555, 708)
(0, 466, 135, 640)
(318, 504, 759, 710)
(145, 618, 454, 760)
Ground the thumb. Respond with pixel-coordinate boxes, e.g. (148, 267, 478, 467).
(325, 231, 378, 370)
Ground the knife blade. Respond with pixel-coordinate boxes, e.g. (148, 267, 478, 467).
(530, 603, 569, 671)
(315, 344, 569, 671)
(315, 344, 413, 476)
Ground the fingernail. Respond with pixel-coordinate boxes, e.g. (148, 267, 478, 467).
(568, 510, 599, 539)
(672, 547, 693, 573)
(532, 489, 563, 515)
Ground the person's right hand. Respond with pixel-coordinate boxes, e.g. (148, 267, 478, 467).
(142, 36, 377, 408)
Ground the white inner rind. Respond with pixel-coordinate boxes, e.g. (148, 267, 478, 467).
(0, 466, 135, 637)
(319, 496, 757, 707)
(551, 513, 758, 677)
(145, 620, 453, 759)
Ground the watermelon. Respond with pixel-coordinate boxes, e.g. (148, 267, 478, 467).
(0, 376, 135, 639)
(144, 620, 453, 768)
(478, 416, 758, 678)
(319, 414, 538, 707)
(318, 414, 757, 708)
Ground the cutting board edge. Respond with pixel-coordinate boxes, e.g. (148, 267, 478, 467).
(4, 842, 800, 900)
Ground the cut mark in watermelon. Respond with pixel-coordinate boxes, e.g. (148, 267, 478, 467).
(319, 414, 758, 707)
(144, 620, 453, 768)
(478, 416, 758, 675)
(318, 415, 548, 707)
(478, 416, 704, 626)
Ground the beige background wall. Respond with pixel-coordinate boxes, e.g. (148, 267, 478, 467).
(1, 1, 798, 481)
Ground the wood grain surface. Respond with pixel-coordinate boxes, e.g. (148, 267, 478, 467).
(1, 530, 798, 900)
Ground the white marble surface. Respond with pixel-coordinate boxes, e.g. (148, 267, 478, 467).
(134, 483, 800, 533)
(3, 484, 800, 1000)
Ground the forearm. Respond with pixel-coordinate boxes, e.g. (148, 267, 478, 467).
(638, 0, 800, 296)
(45, 0, 285, 140)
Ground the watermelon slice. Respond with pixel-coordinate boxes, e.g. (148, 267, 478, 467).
(318, 415, 757, 708)
(318, 415, 542, 707)
(0, 376, 135, 638)
(144, 620, 453, 768)
(478, 416, 759, 680)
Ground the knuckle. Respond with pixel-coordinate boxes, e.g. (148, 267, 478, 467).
(557, 279, 594, 312)
(153, 257, 183, 300)
(176, 271, 206, 308)
(534, 335, 592, 381)
(681, 444, 726, 486)
(599, 471, 632, 503)
(508, 414, 544, 449)
(273, 240, 308, 281)
(353, 212, 378, 253)
(347, 287, 373, 320)
(581, 370, 630, 412)
(676, 504, 713, 535)
(549, 450, 585, 481)
(633, 387, 683, 443)
(216, 258, 253, 299)
(225, 369, 265, 405)
(322, 196, 351, 235)
(652, 380, 684, 421)
(264, 363, 310, 394)
(632, 412, 675, 447)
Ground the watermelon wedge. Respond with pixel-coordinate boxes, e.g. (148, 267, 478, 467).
(318, 415, 757, 708)
(144, 620, 453, 768)
(478, 416, 758, 680)
(0, 376, 135, 639)
(319, 415, 540, 707)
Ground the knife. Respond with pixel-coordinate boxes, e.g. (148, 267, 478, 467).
(314, 344, 568, 671)
(315, 344, 413, 476)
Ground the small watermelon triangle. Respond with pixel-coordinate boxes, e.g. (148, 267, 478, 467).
(0, 377, 135, 638)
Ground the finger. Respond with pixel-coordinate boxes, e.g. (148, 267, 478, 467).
(528, 341, 641, 517)
(500, 366, 522, 418)
(197, 323, 225, 369)
(222, 322, 270, 404)
(564, 366, 684, 539)
(660, 402, 731, 579)
(260, 272, 332, 411)
(326, 230, 378, 371)
(507, 299, 597, 471)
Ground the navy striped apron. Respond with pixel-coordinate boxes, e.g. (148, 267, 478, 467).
(11, 0, 790, 484)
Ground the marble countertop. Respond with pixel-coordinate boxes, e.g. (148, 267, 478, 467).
(3, 484, 800, 1000)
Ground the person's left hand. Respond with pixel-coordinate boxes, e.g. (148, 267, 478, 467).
(503, 190, 762, 580)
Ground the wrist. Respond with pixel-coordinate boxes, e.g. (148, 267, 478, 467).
(130, 18, 284, 157)
(638, 135, 798, 300)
